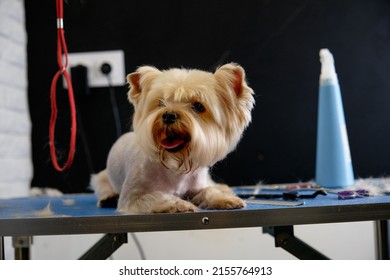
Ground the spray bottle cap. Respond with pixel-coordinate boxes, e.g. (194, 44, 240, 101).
(319, 48, 338, 83)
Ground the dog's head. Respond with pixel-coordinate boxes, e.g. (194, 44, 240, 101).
(127, 63, 255, 173)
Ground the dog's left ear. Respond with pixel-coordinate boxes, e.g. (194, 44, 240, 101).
(127, 66, 161, 104)
(214, 63, 252, 98)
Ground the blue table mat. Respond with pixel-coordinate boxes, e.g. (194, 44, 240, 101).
(236, 187, 390, 210)
(1, 187, 390, 219)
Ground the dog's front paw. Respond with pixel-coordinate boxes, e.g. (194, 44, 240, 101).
(192, 186, 246, 210)
(118, 192, 198, 214)
(196, 195, 246, 210)
(151, 198, 198, 213)
(210, 195, 246, 210)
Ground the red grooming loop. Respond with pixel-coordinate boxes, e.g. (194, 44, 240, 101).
(49, 0, 77, 171)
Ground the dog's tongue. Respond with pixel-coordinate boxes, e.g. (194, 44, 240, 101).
(160, 137, 184, 149)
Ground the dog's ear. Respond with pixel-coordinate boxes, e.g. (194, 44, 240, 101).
(214, 63, 251, 98)
(127, 66, 161, 104)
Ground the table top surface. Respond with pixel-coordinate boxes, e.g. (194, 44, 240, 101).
(1, 182, 390, 236)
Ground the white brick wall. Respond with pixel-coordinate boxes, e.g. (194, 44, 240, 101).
(0, 0, 32, 198)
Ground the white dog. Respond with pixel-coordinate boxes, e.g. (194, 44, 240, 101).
(91, 63, 255, 213)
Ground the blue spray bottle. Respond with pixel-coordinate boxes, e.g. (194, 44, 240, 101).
(315, 48, 354, 188)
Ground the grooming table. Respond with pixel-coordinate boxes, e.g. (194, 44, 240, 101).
(1, 184, 390, 259)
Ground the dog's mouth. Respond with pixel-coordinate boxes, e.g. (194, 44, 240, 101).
(160, 132, 190, 153)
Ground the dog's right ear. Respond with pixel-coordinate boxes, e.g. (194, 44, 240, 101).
(127, 66, 161, 104)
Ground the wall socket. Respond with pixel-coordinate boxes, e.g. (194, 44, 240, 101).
(64, 50, 126, 88)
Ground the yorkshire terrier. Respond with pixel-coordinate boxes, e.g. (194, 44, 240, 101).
(91, 63, 255, 213)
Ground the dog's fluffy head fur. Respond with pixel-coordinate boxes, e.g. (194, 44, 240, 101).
(126, 63, 255, 172)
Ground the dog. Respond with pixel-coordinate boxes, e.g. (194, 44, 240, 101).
(91, 63, 255, 213)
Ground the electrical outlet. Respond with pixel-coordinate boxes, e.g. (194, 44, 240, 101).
(64, 50, 126, 88)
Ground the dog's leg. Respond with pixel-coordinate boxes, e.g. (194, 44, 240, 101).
(191, 184, 246, 210)
(90, 170, 119, 208)
(118, 191, 198, 214)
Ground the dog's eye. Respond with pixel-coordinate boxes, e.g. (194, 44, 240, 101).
(192, 102, 205, 113)
(158, 100, 165, 107)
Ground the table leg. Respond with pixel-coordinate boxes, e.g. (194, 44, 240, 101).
(0, 236, 4, 260)
(263, 226, 330, 260)
(375, 220, 390, 260)
(79, 233, 128, 260)
(13, 236, 32, 260)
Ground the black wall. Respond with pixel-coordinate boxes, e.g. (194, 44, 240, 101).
(25, 0, 390, 193)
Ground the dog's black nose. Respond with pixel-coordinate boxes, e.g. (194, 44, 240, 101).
(162, 111, 178, 124)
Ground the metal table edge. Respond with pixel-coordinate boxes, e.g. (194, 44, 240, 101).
(1, 201, 390, 237)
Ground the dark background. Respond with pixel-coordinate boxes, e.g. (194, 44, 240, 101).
(25, 0, 390, 193)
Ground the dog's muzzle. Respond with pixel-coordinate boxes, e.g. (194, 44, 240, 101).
(157, 111, 190, 153)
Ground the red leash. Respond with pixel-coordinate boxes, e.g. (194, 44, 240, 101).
(49, 0, 77, 171)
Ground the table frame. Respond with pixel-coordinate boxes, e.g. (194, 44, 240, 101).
(1, 194, 390, 260)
